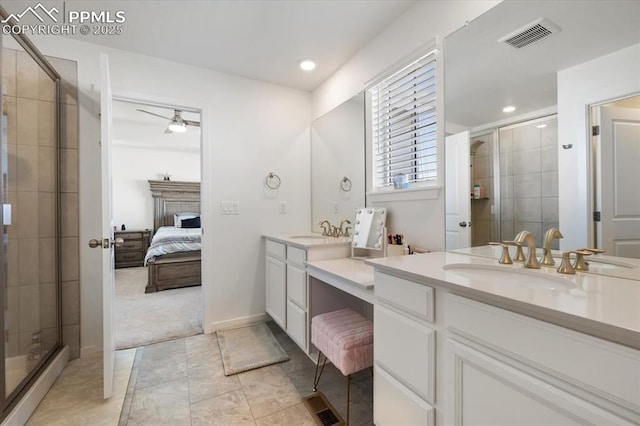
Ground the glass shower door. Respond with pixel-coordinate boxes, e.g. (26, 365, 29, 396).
(2, 46, 60, 401)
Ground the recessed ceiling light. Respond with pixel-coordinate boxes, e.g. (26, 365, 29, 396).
(502, 106, 516, 113)
(299, 60, 316, 71)
(536, 124, 548, 129)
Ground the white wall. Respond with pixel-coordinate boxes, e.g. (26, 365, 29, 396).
(112, 144, 200, 231)
(27, 35, 311, 354)
(312, 0, 500, 251)
(557, 43, 640, 249)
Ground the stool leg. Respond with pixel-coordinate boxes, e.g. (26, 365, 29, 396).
(346, 374, 351, 425)
(312, 351, 327, 392)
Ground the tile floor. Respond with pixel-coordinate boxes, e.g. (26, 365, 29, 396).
(27, 322, 374, 425)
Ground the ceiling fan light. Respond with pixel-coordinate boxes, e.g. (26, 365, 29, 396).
(167, 122, 187, 133)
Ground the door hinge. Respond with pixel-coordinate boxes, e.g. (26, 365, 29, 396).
(593, 211, 601, 222)
(592, 125, 600, 136)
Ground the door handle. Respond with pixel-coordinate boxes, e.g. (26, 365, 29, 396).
(459, 221, 467, 228)
(88, 238, 124, 249)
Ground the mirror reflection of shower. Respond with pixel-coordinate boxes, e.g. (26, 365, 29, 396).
(470, 115, 559, 249)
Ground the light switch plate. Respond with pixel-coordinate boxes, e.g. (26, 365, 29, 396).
(221, 201, 239, 215)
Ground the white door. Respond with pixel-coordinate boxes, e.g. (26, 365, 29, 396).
(99, 53, 117, 398)
(445, 131, 471, 250)
(598, 106, 640, 258)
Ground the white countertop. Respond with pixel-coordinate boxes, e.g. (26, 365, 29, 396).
(306, 258, 374, 289)
(366, 251, 640, 349)
(451, 245, 640, 281)
(263, 233, 352, 249)
(306, 258, 375, 304)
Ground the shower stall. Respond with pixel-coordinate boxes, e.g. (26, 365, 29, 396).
(470, 115, 559, 249)
(0, 15, 79, 421)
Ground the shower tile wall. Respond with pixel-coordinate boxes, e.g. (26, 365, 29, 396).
(2, 48, 79, 365)
(500, 117, 558, 248)
(471, 135, 495, 247)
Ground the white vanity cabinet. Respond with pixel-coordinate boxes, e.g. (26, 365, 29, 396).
(371, 266, 640, 425)
(264, 235, 351, 353)
(373, 271, 437, 425)
(265, 240, 287, 329)
(444, 294, 639, 425)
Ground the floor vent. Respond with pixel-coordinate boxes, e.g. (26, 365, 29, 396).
(302, 392, 345, 426)
(498, 18, 561, 49)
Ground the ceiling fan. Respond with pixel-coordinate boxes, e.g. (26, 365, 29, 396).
(136, 108, 200, 133)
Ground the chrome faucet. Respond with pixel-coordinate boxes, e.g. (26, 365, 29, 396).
(515, 230, 540, 269)
(541, 228, 563, 266)
(319, 220, 332, 236)
(339, 219, 352, 237)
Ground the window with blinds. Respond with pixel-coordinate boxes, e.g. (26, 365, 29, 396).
(369, 51, 437, 190)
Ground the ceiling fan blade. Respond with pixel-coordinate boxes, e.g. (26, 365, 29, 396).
(137, 109, 173, 120)
(183, 119, 201, 127)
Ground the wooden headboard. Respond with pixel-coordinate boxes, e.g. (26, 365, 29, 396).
(148, 180, 201, 231)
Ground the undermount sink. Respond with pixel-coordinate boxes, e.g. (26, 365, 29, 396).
(443, 263, 575, 291)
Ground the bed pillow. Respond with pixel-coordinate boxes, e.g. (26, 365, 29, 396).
(181, 216, 201, 228)
(174, 212, 198, 227)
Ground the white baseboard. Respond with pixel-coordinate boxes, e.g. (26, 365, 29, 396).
(207, 313, 270, 333)
(2, 346, 69, 426)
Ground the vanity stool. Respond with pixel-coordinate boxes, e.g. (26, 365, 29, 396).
(311, 308, 373, 425)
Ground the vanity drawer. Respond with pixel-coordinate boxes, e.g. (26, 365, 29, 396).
(286, 300, 306, 350)
(374, 365, 435, 426)
(266, 239, 286, 260)
(286, 264, 306, 308)
(287, 246, 306, 266)
(375, 303, 435, 404)
(375, 272, 434, 323)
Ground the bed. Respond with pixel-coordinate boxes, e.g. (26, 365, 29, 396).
(145, 180, 201, 293)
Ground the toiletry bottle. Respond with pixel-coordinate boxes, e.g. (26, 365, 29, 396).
(473, 183, 480, 199)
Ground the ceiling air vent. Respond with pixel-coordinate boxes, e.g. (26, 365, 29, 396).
(498, 18, 561, 49)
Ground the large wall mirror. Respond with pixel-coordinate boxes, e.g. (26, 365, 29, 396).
(444, 0, 640, 252)
(311, 92, 365, 233)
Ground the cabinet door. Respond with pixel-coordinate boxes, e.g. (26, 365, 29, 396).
(286, 264, 306, 308)
(286, 300, 306, 350)
(266, 256, 286, 329)
(447, 340, 631, 425)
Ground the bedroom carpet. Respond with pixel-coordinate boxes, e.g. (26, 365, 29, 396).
(115, 267, 202, 349)
(217, 323, 290, 376)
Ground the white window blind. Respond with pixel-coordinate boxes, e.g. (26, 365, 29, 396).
(370, 51, 437, 189)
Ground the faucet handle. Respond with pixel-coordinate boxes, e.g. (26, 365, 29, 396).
(573, 249, 593, 271)
(489, 242, 513, 264)
(557, 251, 576, 274)
(581, 248, 605, 255)
(503, 240, 526, 262)
(344, 226, 351, 237)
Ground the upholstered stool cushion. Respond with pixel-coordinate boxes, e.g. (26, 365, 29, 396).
(311, 308, 373, 377)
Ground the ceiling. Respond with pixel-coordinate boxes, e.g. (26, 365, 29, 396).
(2, 0, 416, 91)
(112, 101, 201, 151)
(444, 0, 640, 129)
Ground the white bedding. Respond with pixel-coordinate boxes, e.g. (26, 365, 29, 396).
(144, 226, 202, 265)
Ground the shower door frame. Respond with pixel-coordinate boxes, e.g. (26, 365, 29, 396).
(0, 7, 64, 420)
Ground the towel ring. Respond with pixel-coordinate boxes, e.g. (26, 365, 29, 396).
(265, 172, 281, 189)
(340, 176, 352, 192)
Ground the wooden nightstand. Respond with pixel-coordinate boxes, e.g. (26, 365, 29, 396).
(114, 229, 151, 268)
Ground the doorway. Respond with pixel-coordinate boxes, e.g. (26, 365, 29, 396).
(111, 99, 203, 349)
(591, 94, 640, 258)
